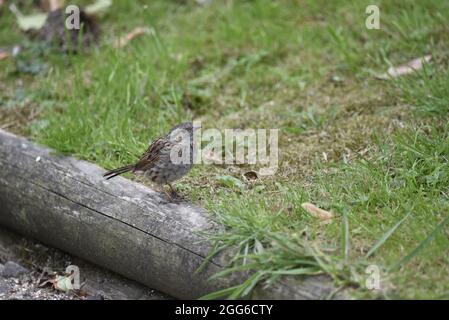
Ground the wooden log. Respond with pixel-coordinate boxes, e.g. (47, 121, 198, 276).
(0, 129, 342, 299)
(0, 225, 171, 300)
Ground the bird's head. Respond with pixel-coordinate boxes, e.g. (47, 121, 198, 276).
(167, 121, 200, 144)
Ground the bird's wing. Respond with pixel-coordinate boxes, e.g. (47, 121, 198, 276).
(134, 137, 171, 171)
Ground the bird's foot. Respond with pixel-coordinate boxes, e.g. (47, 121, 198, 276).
(164, 184, 185, 203)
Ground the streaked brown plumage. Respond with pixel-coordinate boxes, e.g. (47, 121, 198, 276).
(103, 122, 195, 195)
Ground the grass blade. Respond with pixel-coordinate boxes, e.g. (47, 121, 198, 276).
(208, 262, 259, 280)
(389, 215, 449, 272)
(199, 284, 243, 300)
(341, 210, 350, 264)
(365, 213, 411, 259)
(271, 267, 322, 276)
(229, 271, 267, 299)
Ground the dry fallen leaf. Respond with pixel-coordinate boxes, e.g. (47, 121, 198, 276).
(54, 275, 74, 293)
(0, 50, 9, 60)
(11, 0, 110, 32)
(9, 4, 48, 31)
(301, 202, 334, 221)
(113, 27, 152, 48)
(377, 55, 431, 79)
(40, 0, 65, 11)
(85, 0, 112, 15)
(242, 170, 258, 181)
(39, 273, 74, 293)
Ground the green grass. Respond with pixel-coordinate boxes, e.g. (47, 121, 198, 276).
(196, 120, 449, 299)
(1, 0, 449, 299)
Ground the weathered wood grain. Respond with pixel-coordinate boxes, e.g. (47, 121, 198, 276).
(0, 129, 342, 299)
(0, 225, 171, 300)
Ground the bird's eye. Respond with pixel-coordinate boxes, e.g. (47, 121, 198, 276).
(175, 135, 182, 142)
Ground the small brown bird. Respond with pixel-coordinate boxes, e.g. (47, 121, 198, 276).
(103, 122, 196, 197)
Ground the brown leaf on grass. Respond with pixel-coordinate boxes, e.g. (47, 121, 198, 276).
(301, 202, 334, 221)
(85, 0, 112, 15)
(40, 0, 65, 11)
(0, 50, 9, 60)
(242, 170, 258, 181)
(377, 55, 432, 79)
(113, 27, 152, 48)
(9, 4, 48, 31)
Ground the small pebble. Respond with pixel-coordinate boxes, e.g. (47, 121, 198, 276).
(0, 278, 9, 295)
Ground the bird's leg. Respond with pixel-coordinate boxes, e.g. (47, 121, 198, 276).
(168, 184, 186, 202)
(159, 184, 177, 203)
(167, 183, 179, 198)
(163, 188, 175, 202)
(164, 183, 181, 203)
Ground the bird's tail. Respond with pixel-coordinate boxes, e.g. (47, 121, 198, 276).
(103, 164, 135, 180)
